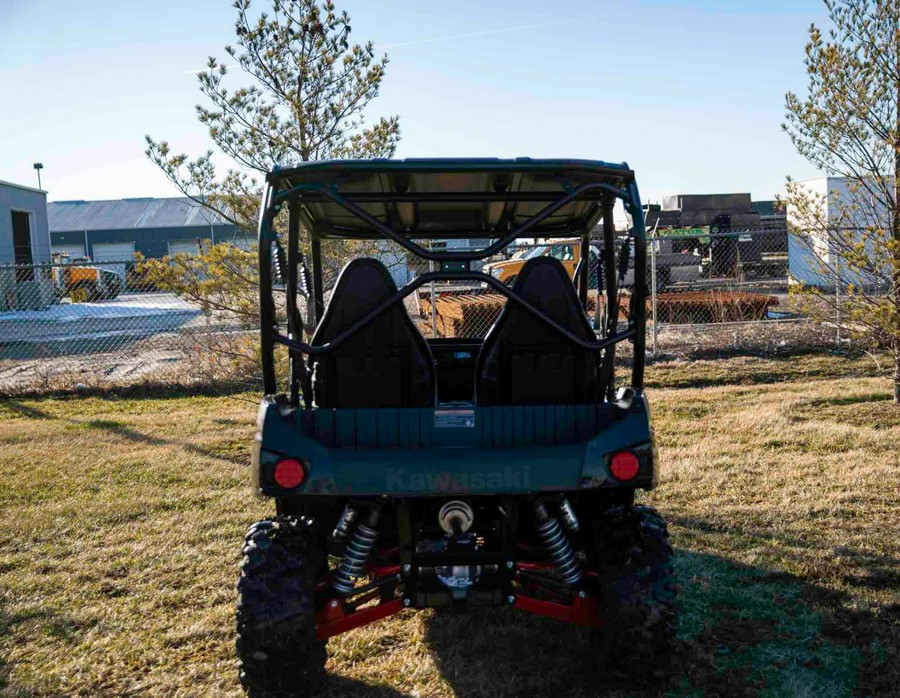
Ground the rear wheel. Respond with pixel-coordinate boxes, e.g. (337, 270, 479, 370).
(70, 285, 92, 303)
(236, 515, 326, 697)
(587, 505, 677, 678)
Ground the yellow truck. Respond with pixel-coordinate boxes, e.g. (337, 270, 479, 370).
(52, 260, 124, 302)
(483, 238, 593, 286)
(483, 236, 704, 290)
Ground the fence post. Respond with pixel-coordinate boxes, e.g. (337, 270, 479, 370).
(650, 230, 659, 356)
(834, 254, 841, 346)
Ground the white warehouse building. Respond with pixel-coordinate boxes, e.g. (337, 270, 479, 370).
(787, 176, 892, 290)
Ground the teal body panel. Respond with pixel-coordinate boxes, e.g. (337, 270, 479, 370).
(253, 395, 655, 496)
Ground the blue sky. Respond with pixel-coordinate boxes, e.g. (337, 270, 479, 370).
(0, 0, 829, 205)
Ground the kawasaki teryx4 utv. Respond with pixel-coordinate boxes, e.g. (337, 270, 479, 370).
(240, 159, 676, 695)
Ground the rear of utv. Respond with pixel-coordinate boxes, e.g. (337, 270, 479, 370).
(239, 159, 676, 696)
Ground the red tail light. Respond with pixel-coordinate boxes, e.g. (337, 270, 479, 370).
(273, 458, 306, 489)
(609, 451, 640, 481)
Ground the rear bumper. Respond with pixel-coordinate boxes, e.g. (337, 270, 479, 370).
(252, 396, 656, 497)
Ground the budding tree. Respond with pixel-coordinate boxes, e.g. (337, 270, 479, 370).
(783, 0, 900, 402)
(141, 0, 400, 378)
(147, 0, 399, 231)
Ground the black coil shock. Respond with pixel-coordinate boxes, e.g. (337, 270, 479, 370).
(332, 506, 381, 594)
(533, 501, 581, 585)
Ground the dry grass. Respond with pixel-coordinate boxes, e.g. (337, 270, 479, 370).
(0, 353, 898, 696)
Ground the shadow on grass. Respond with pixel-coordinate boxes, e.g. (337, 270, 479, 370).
(803, 392, 894, 408)
(0, 605, 87, 697)
(1, 401, 54, 420)
(421, 550, 897, 698)
(83, 418, 250, 467)
(644, 351, 881, 391)
(1, 400, 250, 467)
(654, 344, 832, 363)
(668, 514, 900, 590)
(0, 380, 258, 402)
(315, 676, 412, 698)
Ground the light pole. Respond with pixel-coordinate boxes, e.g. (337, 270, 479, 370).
(33, 162, 44, 190)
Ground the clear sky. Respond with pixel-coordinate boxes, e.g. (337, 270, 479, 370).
(0, 0, 829, 205)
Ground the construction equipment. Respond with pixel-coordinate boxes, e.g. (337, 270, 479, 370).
(51, 256, 123, 302)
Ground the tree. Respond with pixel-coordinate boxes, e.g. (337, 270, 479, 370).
(147, 0, 399, 233)
(783, 0, 900, 402)
(141, 0, 400, 373)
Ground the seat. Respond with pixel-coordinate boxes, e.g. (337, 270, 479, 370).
(309, 258, 435, 408)
(476, 257, 599, 406)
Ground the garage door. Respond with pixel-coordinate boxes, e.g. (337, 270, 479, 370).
(167, 239, 201, 256)
(52, 243, 86, 260)
(92, 242, 136, 263)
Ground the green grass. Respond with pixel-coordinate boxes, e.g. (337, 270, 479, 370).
(0, 353, 897, 696)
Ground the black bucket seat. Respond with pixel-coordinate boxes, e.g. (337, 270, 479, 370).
(310, 258, 434, 408)
(476, 256, 599, 405)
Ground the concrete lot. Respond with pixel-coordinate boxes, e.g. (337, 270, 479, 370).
(0, 293, 203, 358)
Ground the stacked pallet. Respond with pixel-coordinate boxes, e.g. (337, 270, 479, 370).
(418, 289, 777, 337)
(652, 291, 778, 324)
(419, 293, 504, 337)
(419, 291, 599, 338)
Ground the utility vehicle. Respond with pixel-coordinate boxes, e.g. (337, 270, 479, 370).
(483, 235, 700, 291)
(51, 257, 123, 302)
(483, 237, 587, 286)
(240, 158, 676, 696)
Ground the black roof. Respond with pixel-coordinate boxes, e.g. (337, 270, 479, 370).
(266, 158, 635, 239)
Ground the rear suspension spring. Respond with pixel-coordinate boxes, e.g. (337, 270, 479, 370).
(533, 501, 581, 585)
(332, 507, 381, 595)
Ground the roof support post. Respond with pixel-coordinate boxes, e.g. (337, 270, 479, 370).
(258, 184, 278, 395)
(310, 231, 325, 327)
(287, 202, 306, 406)
(599, 199, 619, 400)
(627, 182, 648, 391)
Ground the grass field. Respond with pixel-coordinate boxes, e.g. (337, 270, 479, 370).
(0, 353, 898, 697)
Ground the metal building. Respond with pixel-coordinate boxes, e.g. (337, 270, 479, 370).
(1, 180, 53, 310)
(786, 176, 889, 289)
(1, 179, 51, 265)
(47, 197, 252, 262)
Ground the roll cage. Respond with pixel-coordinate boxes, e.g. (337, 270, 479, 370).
(257, 158, 648, 406)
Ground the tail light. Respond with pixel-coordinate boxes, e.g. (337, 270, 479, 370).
(273, 458, 306, 489)
(609, 451, 640, 481)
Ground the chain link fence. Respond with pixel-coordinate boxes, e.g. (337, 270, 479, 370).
(406, 230, 818, 358)
(0, 259, 252, 394)
(0, 226, 842, 395)
(648, 227, 798, 355)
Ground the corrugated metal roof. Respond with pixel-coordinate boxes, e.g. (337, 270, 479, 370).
(47, 197, 233, 232)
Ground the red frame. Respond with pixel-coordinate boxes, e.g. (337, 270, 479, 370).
(316, 597, 405, 640)
(314, 558, 604, 639)
(514, 592, 602, 628)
